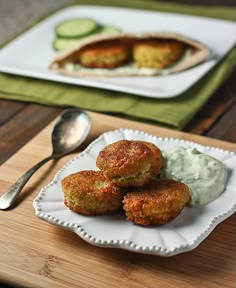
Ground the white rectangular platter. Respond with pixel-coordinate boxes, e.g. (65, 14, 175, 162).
(0, 5, 236, 98)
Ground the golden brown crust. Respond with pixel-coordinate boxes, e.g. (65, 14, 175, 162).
(140, 141, 164, 175)
(123, 179, 190, 225)
(61, 170, 124, 215)
(133, 39, 185, 69)
(96, 140, 162, 187)
(78, 40, 131, 68)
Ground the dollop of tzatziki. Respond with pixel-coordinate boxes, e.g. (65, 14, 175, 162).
(161, 146, 228, 207)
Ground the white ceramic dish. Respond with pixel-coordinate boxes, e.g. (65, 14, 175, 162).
(33, 129, 236, 256)
(0, 6, 236, 98)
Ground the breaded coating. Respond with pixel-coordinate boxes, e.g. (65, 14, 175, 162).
(61, 170, 124, 215)
(78, 40, 131, 68)
(140, 141, 164, 176)
(96, 140, 163, 187)
(123, 179, 190, 225)
(133, 39, 185, 69)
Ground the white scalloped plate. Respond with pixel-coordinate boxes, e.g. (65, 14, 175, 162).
(33, 129, 236, 256)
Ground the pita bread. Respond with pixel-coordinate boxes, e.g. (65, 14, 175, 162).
(48, 32, 210, 77)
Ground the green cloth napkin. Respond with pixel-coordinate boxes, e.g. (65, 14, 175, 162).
(0, 0, 236, 129)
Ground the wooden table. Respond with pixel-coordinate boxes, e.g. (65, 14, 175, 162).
(0, 1, 235, 288)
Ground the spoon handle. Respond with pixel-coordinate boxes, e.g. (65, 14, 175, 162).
(0, 155, 53, 210)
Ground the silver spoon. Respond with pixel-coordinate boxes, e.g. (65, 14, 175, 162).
(0, 108, 91, 210)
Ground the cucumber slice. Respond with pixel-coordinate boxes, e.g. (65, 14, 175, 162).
(53, 38, 83, 51)
(99, 26, 121, 35)
(53, 20, 122, 51)
(55, 18, 97, 38)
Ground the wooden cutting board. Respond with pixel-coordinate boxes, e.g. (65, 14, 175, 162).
(0, 111, 235, 288)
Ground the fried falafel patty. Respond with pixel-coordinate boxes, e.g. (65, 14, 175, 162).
(78, 40, 130, 69)
(61, 170, 124, 215)
(96, 140, 163, 187)
(123, 179, 190, 225)
(133, 39, 185, 69)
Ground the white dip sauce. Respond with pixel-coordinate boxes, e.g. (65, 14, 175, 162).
(161, 146, 228, 207)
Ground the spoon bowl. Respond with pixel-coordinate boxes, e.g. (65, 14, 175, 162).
(51, 108, 91, 157)
(0, 108, 91, 210)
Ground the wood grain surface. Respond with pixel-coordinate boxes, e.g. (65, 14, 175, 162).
(0, 0, 236, 287)
(0, 112, 235, 288)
